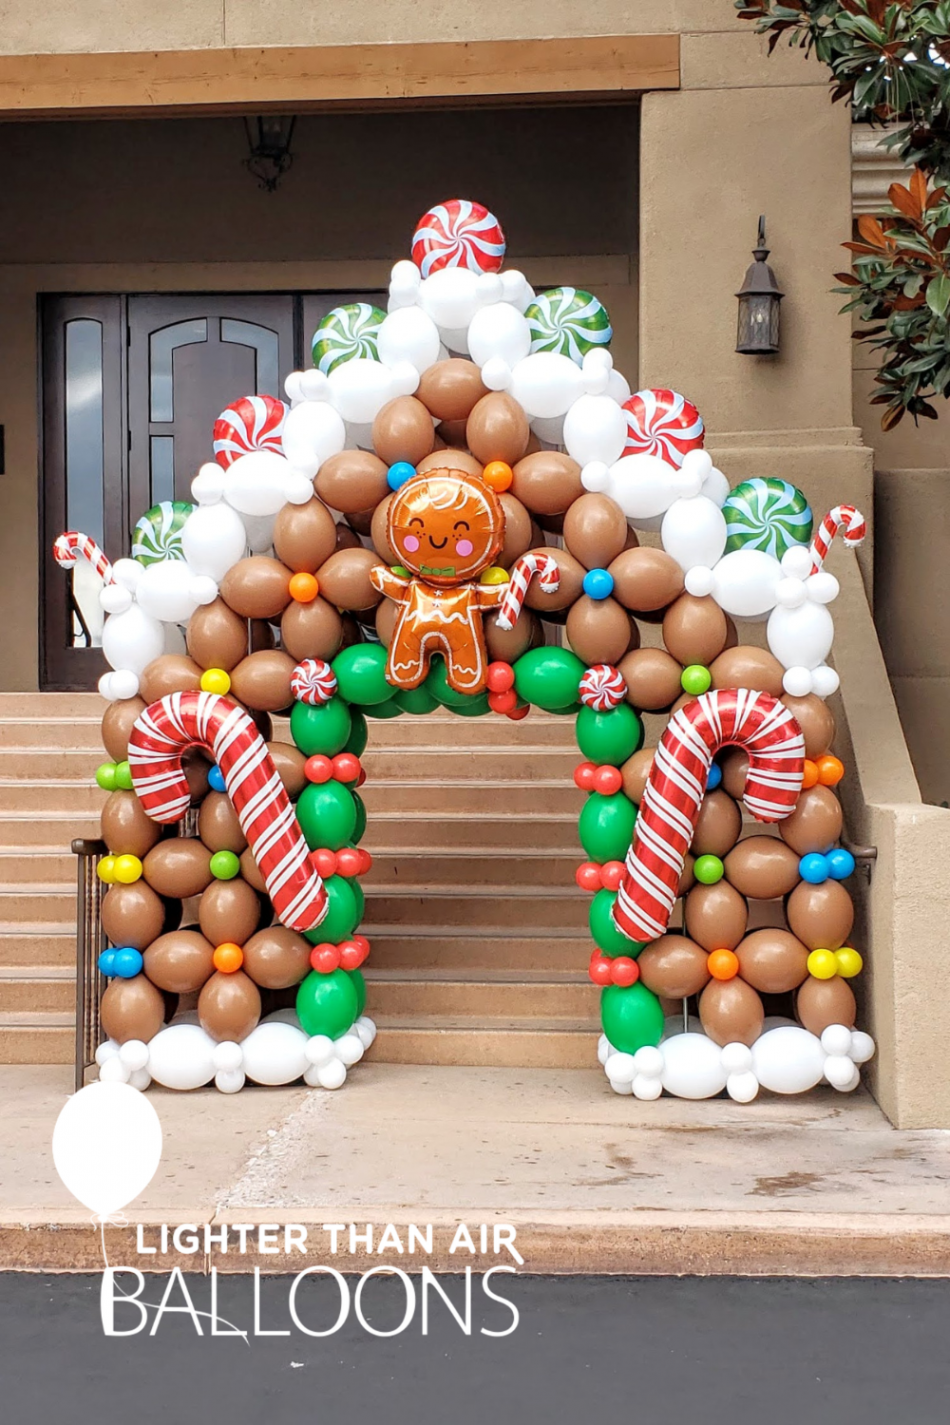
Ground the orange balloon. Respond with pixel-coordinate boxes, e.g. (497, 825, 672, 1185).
(482, 460, 514, 493)
(213, 942, 244, 974)
(817, 755, 845, 787)
(707, 948, 740, 981)
(289, 572, 319, 603)
(801, 759, 819, 789)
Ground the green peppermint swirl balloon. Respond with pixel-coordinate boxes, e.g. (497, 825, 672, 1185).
(131, 501, 194, 565)
(722, 478, 813, 559)
(525, 287, 612, 363)
(311, 303, 386, 374)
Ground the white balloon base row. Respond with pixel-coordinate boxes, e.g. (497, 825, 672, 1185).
(599, 1017, 875, 1102)
(94, 1009, 377, 1093)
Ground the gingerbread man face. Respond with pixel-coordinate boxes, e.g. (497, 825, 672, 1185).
(387, 469, 504, 587)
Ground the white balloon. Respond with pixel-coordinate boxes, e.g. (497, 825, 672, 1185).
(767, 600, 834, 670)
(334, 1033, 365, 1067)
(500, 269, 534, 312)
(52, 1082, 163, 1217)
(508, 352, 584, 418)
(147, 1023, 216, 1091)
(563, 394, 627, 467)
(98, 670, 140, 702)
(98, 1055, 130, 1084)
(118, 1039, 150, 1073)
(327, 359, 398, 425)
(128, 1069, 152, 1092)
(211, 1040, 244, 1073)
(776, 577, 808, 610)
(355, 1015, 377, 1049)
(467, 302, 531, 368)
(100, 583, 132, 614)
(314, 1058, 347, 1090)
(605, 368, 632, 405)
(530, 413, 565, 445)
(810, 664, 840, 698)
(215, 1069, 246, 1094)
(440, 324, 470, 355)
(136, 560, 216, 623)
(850, 1030, 875, 1064)
(806, 571, 840, 605)
(389, 258, 421, 307)
(633, 1045, 666, 1075)
(824, 1055, 860, 1091)
(632, 1074, 662, 1100)
(418, 267, 483, 331)
(609, 1076, 635, 1095)
(305, 1034, 336, 1066)
(597, 1033, 611, 1066)
(219, 450, 302, 517)
(660, 1033, 728, 1099)
(661, 495, 727, 572)
(720, 1042, 753, 1075)
(781, 544, 814, 580)
(377, 306, 441, 373)
(298, 369, 330, 402)
(284, 371, 305, 404)
(241, 1022, 309, 1085)
(782, 666, 814, 698)
(701, 464, 730, 507)
(603, 1052, 637, 1086)
(162, 622, 186, 656)
(102, 604, 165, 675)
(594, 452, 702, 521)
(684, 565, 715, 598)
(726, 1071, 760, 1103)
(181, 501, 247, 581)
(190, 463, 226, 507)
(709, 549, 781, 618)
(751, 1026, 825, 1094)
(820, 1024, 853, 1057)
(280, 402, 346, 479)
(241, 512, 277, 555)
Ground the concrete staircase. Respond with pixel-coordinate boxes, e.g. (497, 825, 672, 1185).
(0, 694, 597, 1070)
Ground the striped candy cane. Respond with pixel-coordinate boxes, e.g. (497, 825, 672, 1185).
(808, 505, 867, 575)
(495, 552, 560, 631)
(52, 531, 114, 584)
(614, 689, 805, 944)
(128, 691, 328, 934)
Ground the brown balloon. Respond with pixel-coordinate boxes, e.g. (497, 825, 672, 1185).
(315, 548, 383, 612)
(198, 791, 247, 854)
(679, 853, 696, 897)
(247, 709, 273, 742)
(535, 510, 565, 535)
(142, 838, 213, 899)
(466, 392, 530, 466)
(240, 846, 267, 893)
(272, 496, 338, 573)
(249, 620, 276, 654)
(618, 648, 683, 711)
(102, 882, 166, 950)
(609, 547, 685, 612)
(315, 451, 389, 515)
(281, 596, 344, 662)
(434, 418, 465, 446)
(143, 929, 215, 994)
(100, 790, 162, 859)
(183, 749, 212, 805)
(781, 693, 836, 760)
(735, 929, 810, 994)
(267, 741, 307, 798)
(691, 790, 742, 857)
(710, 646, 786, 697)
(720, 748, 750, 801)
(778, 785, 843, 856)
(220, 556, 293, 620)
(498, 494, 535, 568)
(786, 880, 854, 951)
(685, 881, 749, 951)
(637, 934, 710, 999)
(724, 835, 801, 899)
(138, 655, 203, 704)
(662, 594, 729, 667)
(523, 546, 585, 611)
(198, 878, 262, 947)
(101, 697, 147, 763)
(417, 358, 488, 421)
(797, 974, 856, 1035)
(242, 925, 312, 989)
(416, 448, 483, 478)
(621, 747, 655, 804)
(370, 494, 398, 564)
(229, 650, 296, 713)
(375, 598, 398, 647)
(345, 507, 375, 538)
(485, 608, 541, 662)
(372, 396, 436, 467)
(700, 976, 764, 1047)
(186, 599, 249, 673)
(335, 521, 362, 551)
(566, 596, 632, 665)
(198, 969, 261, 1043)
(510, 451, 583, 516)
(562, 493, 629, 570)
(100, 974, 166, 1045)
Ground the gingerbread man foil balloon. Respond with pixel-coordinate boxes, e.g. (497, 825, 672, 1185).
(370, 469, 507, 695)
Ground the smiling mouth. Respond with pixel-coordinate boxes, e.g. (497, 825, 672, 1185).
(427, 535, 449, 550)
(421, 564, 456, 577)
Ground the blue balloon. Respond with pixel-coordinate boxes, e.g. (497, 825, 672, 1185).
(706, 762, 723, 791)
(97, 950, 116, 978)
(826, 847, 856, 881)
(582, 568, 615, 601)
(387, 461, 416, 492)
(208, 764, 226, 793)
(799, 852, 829, 885)
(112, 947, 145, 980)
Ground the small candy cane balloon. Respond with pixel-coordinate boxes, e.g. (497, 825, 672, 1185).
(621, 389, 704, 468)
(53, 531, 114, 584)
(213, 395, 288, 469)
(495, 552, 560, 631)
(614, 689, 805, 944)
(291, 659, 338, 706)
(808, 505, 867, 574)
(579, 664, 627, 712)
(411, 199, 506, 279)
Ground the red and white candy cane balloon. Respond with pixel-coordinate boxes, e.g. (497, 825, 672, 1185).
(213, 394, 288, 469)
(808, 504, 867, 575)
(495, 552, 560, 631)
(613, 689, 805, 944)
(53, 531, 114, 584)
(128, 691, 328, 934)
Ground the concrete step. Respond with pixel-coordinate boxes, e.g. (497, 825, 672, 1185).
(0, 966, 74, 1013)
(364, 849, 580, 888)
(364, 812, 579, 851)
(364, 970, 596, 1020)
(0, 885, 75, 924)
(0, 813, 100, 846)
(0, 925, 76, 967)
(364, 713, 577, 749)
(0, 748, 102, 779)
(0, 693, 101, 714)
(362, 886, 589, 930)
(361, 746, 577, 780)
(365, 929, 590, 973)
(359, 779, 582, 816)
(366, 1017, 597, 1069)
(0, 718, 104, 749)
(0, 1013, 73, 1064)
(0, 848, 77, 882)
(0, 781, 105, 813)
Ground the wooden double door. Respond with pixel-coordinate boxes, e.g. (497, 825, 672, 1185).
(40, 291, 376, 689)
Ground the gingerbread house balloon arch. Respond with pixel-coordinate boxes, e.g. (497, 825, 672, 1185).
(59, 199, 874, 1103)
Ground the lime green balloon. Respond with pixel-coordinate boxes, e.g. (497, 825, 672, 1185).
(681, 664, 712, 696)
(297, 781, 357, 852)
(395, 684, 439, 714)
(347, 968, 367, 1017)
(209, 850, 240, 881)
(351, 791, 366, 844)
(95, 762, 118, 791)
(601, 982, 664, 1053)
(344, 711, 368, 757)
(365, 697, 403, 718)
(589, 888, 645, 958)
(513, 647, 586, 711)
(578, 791, 636, 863)
(291, 697, 352, 756)
(296, 968, 358, 1038)
(576, 705, 643, 766)
(332, 643, 392, 706)
(115, 760, 134, 791)
(693, 854, 724, 885)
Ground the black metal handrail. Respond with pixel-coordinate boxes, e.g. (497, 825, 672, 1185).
(71, 837, 106, 1092)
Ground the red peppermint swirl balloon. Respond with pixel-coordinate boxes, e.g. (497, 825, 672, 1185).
(411, 200, 506, 279)
(579, 664, 627, 712)
(621, 389, 704, 468)
(291, 659, 338, 706)
(213, 394, 288, 469)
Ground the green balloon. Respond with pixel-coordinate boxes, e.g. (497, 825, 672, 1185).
(365, 697, 403, 718)
(425, 656, 472, 708)
(305, 874, 359, 945)
(291, 697, 352, 756)
(344, 711, 368, 758)
(95, 763, 117, 792)
(547, 702, 581, 716)
(332, 643, 392, 706)
(578, 791, 636, 863)
(451, 692, 490, 716)
(349, 878, 365, 925)
(589, 889, 645, 958)
(351, 791, 367, 844)
(209, 850, 241, 881)
(513, 647, 586, 711)
(394, 684, 439, 714)
(297, 781, 357, 852)
(296, 968, 358, 1039)
(115, 760, 134, 791)
(600, 982, 664, 1054)
(347, 968, 367, 1017)
(575, 704, 643, 767)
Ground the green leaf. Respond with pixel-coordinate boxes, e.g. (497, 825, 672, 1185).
(926, 273, 950, 316)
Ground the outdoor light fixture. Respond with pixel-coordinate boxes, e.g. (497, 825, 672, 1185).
(243, 116, 296, 192)
(736, 216, 783, 355)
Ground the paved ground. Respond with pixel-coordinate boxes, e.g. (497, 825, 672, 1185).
(3, 1273, 949, 1423)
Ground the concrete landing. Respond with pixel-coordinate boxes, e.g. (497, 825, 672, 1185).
(2, 1064, 950, 1275)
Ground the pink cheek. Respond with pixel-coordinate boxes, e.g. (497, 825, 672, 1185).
(403, 535, 420, 553)
(455, 539, 474, 557)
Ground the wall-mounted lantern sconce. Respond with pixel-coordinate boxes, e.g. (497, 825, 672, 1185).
(736, 216, 783, 355)
(243, 116, 296, 192)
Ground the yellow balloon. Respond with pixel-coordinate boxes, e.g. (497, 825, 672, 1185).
(200, 668, 231, 695)
(806, 947, 838, 981)
(96, 855, 117, 884)
(479, 566, 509, 586)
(835, 946, 863, 979)
(113, 854, 143, 884)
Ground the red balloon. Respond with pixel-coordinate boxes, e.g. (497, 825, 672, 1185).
(310, 943, 341, 973)
(589, 952, 613, 986)
(574, 762, 597, 791)
(305, 755, 333, 784)
(610, 956, 640, 987)
(593, 765, 623, 795)
(576, 861, 603, 891)
(357, 769, 368, 787)
(506, 704, 530, 721)
(335, 847, 362, 878)
(350, 933, 371, 959)
(601, 860, 625, 891)
(488, 688, 518, 714)
(339, 938, 369, 970)
(313, 848, 338, 878)
(332, 753, 361, 784)
(486, 661, 515, 693)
